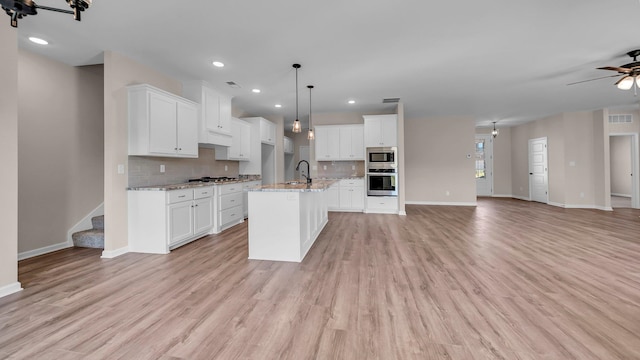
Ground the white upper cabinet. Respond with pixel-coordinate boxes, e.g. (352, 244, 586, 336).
(315, 126, 340, 160)
(338, 125, 364, 160)
(183, 81, 233, 147)
(260, 118, 276, 145)
(364, 114, 397, 147)
(315, 125, 363, 161)
(216, 118, 251, 161)
(128, 84, 198, 158)
(284, 136, 294, 154)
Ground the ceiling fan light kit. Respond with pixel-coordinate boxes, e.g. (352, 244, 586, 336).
(1, 0, 91, 27)
(596, 49, 640, 92)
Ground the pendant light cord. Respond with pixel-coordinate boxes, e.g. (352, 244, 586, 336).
(295, 66, 299, 121)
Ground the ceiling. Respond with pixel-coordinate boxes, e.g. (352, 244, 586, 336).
(12, 0, 640, 130)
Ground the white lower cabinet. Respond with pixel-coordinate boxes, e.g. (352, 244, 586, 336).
(215, 183, 244, 232)
(242, 180, 262, 218)
(365, 196, 398, 214)
(129, 186, 214, 254)
(328, 178, 364, 212)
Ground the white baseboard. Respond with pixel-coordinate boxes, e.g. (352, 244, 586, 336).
(101, 246, 129, 259)
(405, 201, 477, 206)
(18, 241, 72, 261)
(611, 193, 631, 198)
(0, 282, 23, 298)
(67, 202, 104, 246)
(491, 194, 513, 198)
(512, 195, 530, 201)
(549, 202, 614, 211)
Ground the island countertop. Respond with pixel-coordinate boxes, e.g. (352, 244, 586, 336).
(248, 179, 338, 192)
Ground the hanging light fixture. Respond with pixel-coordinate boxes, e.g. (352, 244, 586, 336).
(291, 64, 302, 133)
(616, 76, 635, 90)
(307, 85, 315, 140)
(492, 121, 499, 138)
(1, 0, 91, 28)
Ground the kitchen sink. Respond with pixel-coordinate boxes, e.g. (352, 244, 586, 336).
(285, 181, 303, 185)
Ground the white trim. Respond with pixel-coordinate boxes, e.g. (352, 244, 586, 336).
(512, 195, 530, 201)
(67, 203, 104, 246)
(548, 202, 614, 211)
(611, 193, 632, 198)
(491, 194, 513, 198)
(101, 246, 129, 259)
(405, 201, 477, 206)
(18, 241, 71, 261)
(0, 282, 23, 298)
(398, 210, 407, 216)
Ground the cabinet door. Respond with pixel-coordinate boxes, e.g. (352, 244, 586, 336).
(339, 127, 352, 160)
(339, 187, 352, 208)
(218, 94, 232, 135)
(148, 92, 177, 155)
(316, 126, 340, 160)
(327, 185, 340, 210)
(193, 197, 213, 234)
(364, 117, 382, 147)
(380, 117, 397, 147)
(239, 121, 251, 159)
(228, 119, 243, 159)
(168, 201, 194, 245)
(260, 119, 275, 144)
(176, 101, 198, 157)
(351, 186, 364, 209)
(351, 125, 365, 159)
(203, 87, 221, 133)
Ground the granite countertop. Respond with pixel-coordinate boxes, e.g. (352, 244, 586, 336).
(128, 178, 262, 191)
(248, 179, 338, 192)
(317, 176, 365, 180)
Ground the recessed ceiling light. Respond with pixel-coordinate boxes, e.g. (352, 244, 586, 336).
(275, 104, 282, 108)
(348, 100, 355, 104)
(212, 61, 224, 67)
(29, 37, 48, 45)
(252, 89, 261, 93)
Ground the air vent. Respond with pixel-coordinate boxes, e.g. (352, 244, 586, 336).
(226, 81, 241, 88)
(382, 98, 400, 103)
(608, 114, 633, 124)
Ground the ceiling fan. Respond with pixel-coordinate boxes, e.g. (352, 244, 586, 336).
(568, 49, 640, 92)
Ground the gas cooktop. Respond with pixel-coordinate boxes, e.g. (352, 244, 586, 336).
(188, 176, 239, 183)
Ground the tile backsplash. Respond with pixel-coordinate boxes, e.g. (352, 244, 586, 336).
(316, 161, 365, 178)
(128, 148, 240, 187)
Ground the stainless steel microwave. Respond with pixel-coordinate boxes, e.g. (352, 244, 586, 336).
(366, 147, 397, 170)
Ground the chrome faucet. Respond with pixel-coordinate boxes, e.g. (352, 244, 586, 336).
(295, 160, 312, 184)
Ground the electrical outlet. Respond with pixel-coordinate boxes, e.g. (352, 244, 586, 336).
(160, 165, 165, 173)
(323, 165, 327, 170)
(352, 165, 356, 170)
(224, 165, 228, 171)
(445, 190, 450, 196)
(117, 164, 125, 174)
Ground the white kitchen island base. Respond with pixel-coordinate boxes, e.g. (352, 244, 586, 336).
(248, 186, 329, 262)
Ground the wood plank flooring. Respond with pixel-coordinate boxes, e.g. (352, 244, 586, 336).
(1, 198, 640, 359)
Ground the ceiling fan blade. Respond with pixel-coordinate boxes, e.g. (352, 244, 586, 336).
(597, 66, 632, 73)
(566, 74, 623, 86)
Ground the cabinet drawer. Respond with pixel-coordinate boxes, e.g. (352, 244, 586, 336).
(220, 183, 242, 195)
(167, 189, 193, 204)
(194, 186, 214, 199)
(242, 180, 261, 189)
(220, 205, 243, 225)
(220, 192, 242, 210)
(366, 197, 398, 210)
(340, 178, 364, 187)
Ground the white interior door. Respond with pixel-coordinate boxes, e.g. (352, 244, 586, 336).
(610, 133, 640, 209)
(529, 137, 548, 203)
(475, 135, 493, 196)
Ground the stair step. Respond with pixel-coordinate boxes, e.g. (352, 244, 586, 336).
(72, 229, 104, 249)
(91, 215, 104, 230)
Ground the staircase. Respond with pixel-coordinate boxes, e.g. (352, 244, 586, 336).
(72, 215, 104, 249)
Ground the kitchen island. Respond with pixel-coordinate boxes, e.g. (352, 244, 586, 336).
(247, 180, 336, 262)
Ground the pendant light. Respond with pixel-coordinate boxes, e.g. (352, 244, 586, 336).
(492, 121, 499, 138)
(307, 85, 315, 140)
(292, 64, 302, 133)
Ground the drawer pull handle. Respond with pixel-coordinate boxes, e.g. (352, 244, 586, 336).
(230, 200, 235, 202)
(178, 195, 186, 198)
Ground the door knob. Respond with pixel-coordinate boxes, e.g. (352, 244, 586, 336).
(529, 173, 533, 175)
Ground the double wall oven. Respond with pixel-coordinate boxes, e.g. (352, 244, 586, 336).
(366, 147, 397, 196)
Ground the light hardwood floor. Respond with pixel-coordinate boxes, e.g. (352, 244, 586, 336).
(1, 198, 640, 359)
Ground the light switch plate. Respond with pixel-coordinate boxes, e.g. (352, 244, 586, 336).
(117, 164, 125, 174)
(160, 165, 165, 173)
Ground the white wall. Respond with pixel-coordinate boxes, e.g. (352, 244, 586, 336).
(18, 50, 104, 253)
(0, 25, 19, 293)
